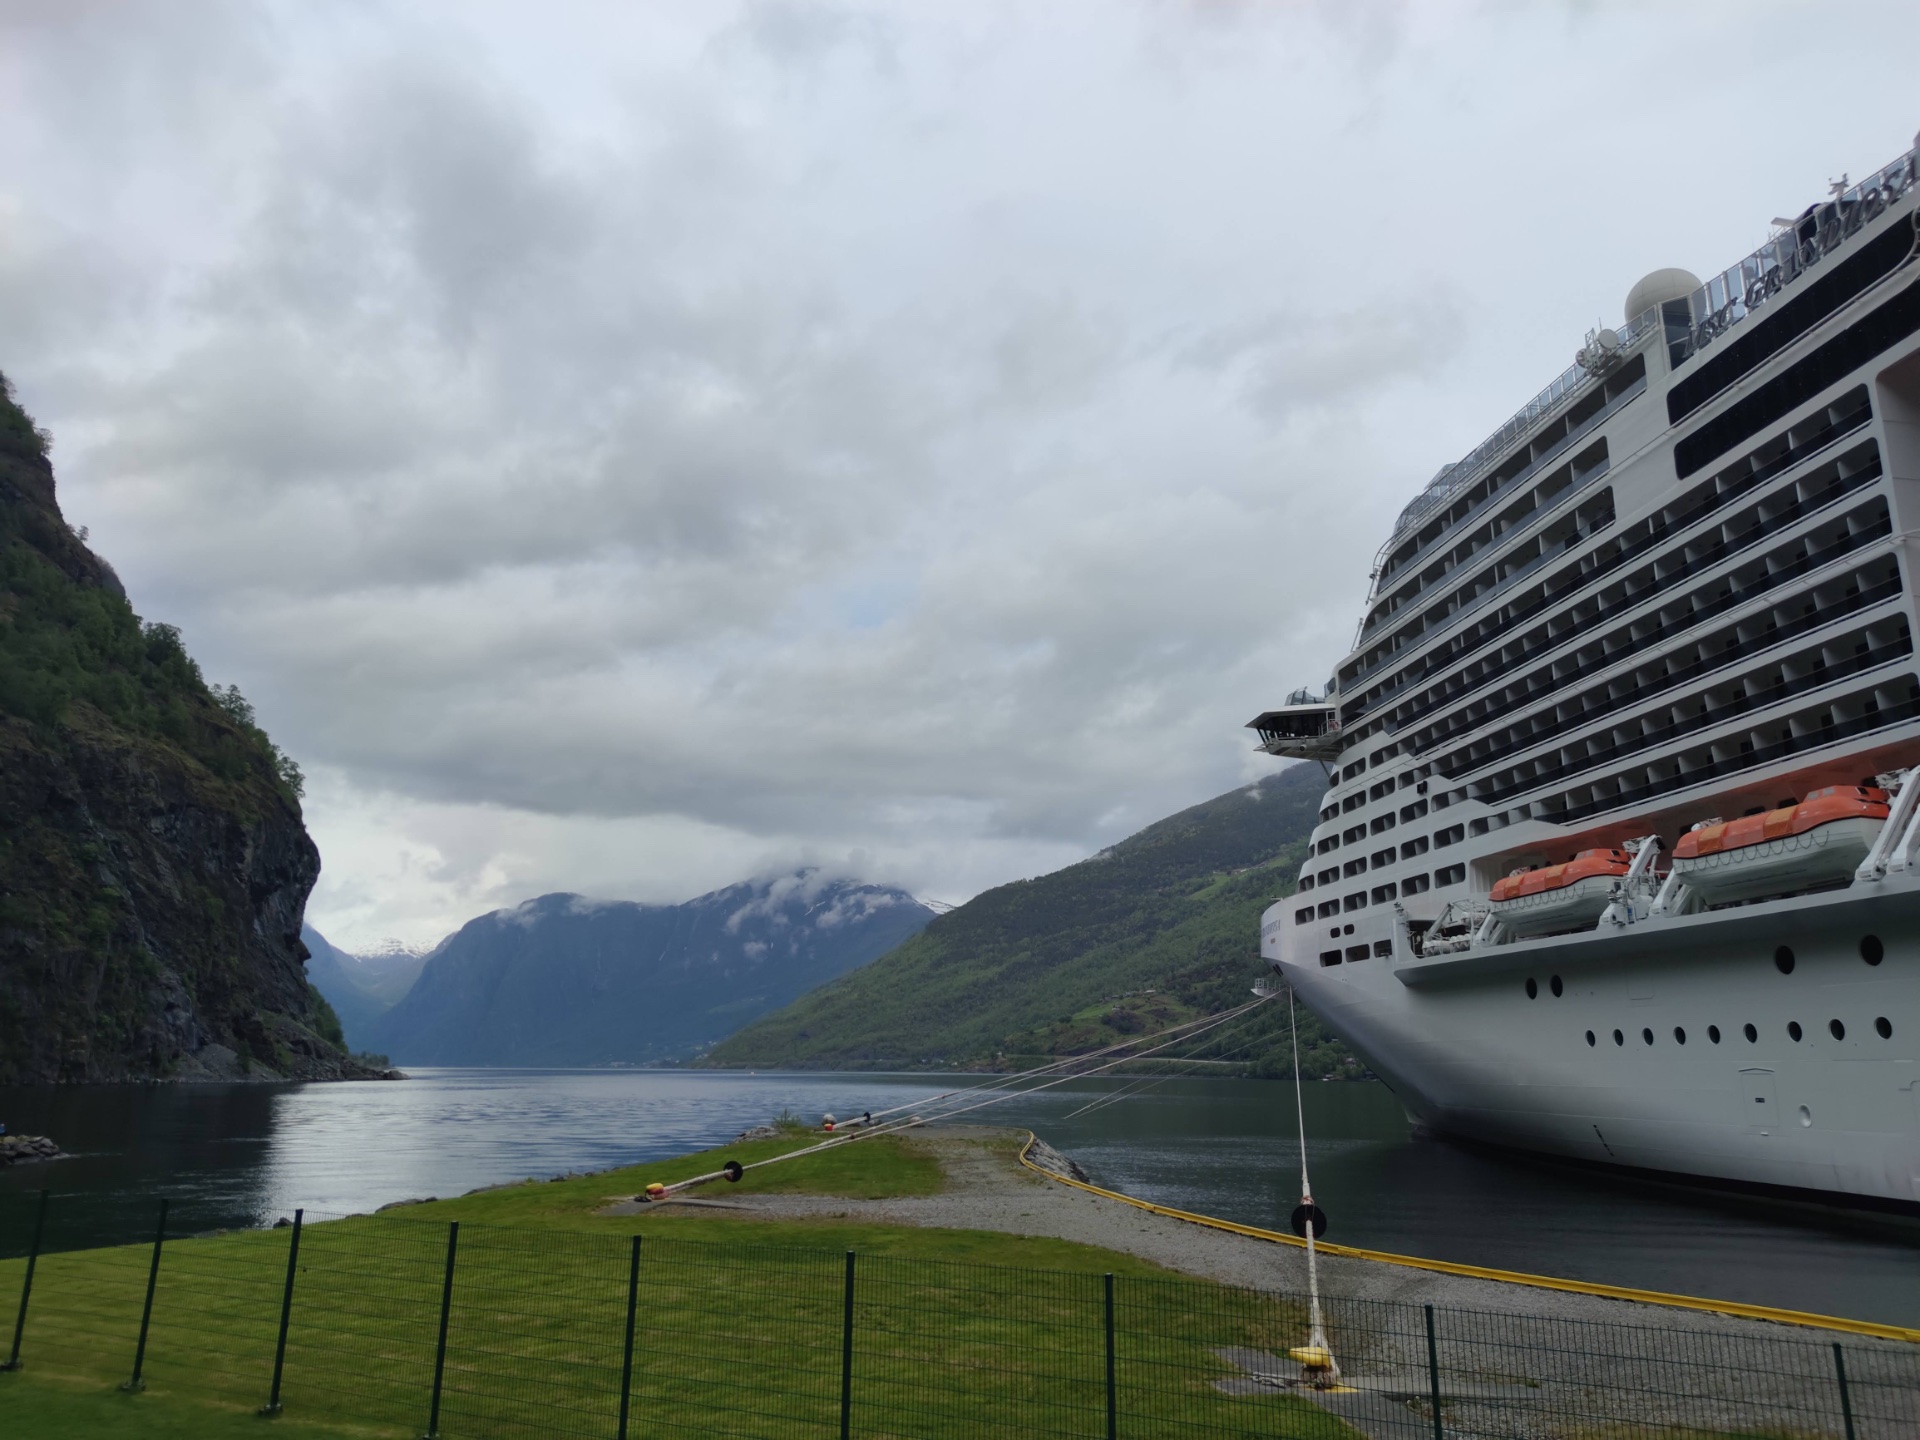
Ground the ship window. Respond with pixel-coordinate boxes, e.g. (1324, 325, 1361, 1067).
(1400, 800, 1429, 822)
(1549, 975, 1562, 997)
(1860, 934, 1883, 965)
(1317, 901, 1339, 919)
(1320, 950, 1343, 967)
(1344, 923, 1354, 934)
(1402, 873, 1431, 895)
(1708, 1025, 1721, 1043)
(1371, 883, 1397, 904)
(1743, 1022, 1758, 1042)
(1525, 978, 1538, 999)
(1343, 892, 1367, 912)
(1373, 940, 1393, 958)
(1585, 1030, 1595, 1046)
(1370, 814, 1397, 834)
(1434, 825, 1464, 848)
(1317, 837, 1339, 855)
(1403, 835, 1430, 858)
(1344, 859, 1367, 878)
(1371, 848, 1396, 869)
(1435, 863, 1466, 887)
(1343, 825, 1366, 843)
(1876, 1016, 1893, 1038)
(1299, 875, 1315, 892)
(1829, 1018, 1845, 1040)
(1773, 946, 1795, 975)
(1787, 1020, 1803, 1042)
(1642, 1027, 1654, 1045)
(1346, 944, 1370, 962)
(1295, 908, 1313, 925)
(1612, 1029, 1624, 1046)
(1674, 1027, 1687, 1045)
(1317, 868, 1338, 886)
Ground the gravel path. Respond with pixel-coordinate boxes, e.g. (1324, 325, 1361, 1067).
(614, 1125, 1919, 1438)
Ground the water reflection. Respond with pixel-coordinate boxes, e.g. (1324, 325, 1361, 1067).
(2, 1071, 1917, 1326)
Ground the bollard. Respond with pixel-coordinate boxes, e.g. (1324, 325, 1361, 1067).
(123, 1198, 169, 1392)
(1424, 1304, 1443, 1440)
(1103, 1273, 1116, 1440)
(260, 1209, 303, 1415)
(839, 1251, 855, 1440)
(1833, 1342, 1857, 1440)
(4, 1188, 50, 1371)
(425, 1221, 459, 1439)
(617, 1235, 641, 1440)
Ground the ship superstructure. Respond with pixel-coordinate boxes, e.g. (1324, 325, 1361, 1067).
(1255, 137, 1920, 1209)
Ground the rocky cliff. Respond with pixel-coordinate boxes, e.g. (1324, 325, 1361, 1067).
(0, 373, 368, 1084)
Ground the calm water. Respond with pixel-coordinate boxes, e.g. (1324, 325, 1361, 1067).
(3, 1070, 1918, 1326)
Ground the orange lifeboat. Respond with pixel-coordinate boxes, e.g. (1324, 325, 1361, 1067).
(1487, 848, 1632, 936)
(1670, 786, 1887, 906)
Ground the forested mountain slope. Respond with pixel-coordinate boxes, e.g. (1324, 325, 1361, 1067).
(706, 764, 1356, 1077)
(0, 373, 365, 1083)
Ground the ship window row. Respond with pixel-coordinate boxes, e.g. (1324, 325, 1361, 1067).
(1449, 614, 1912, 806)
(1346, 486, 1618, 694)
(1375, 356, 1646, 594)
(1400, 495, 1892, 753)
(1363, 438, 1614, 636)
(1431, 555, 1903, 785)
(1673, 273, 1920, 480)
(1589, 1016, 1895, 1048)
(1293, 868, 1458, 926)
(1458, 672, 1920, 831)
(1346, 391, 1875, 718)
(1304, 833, 1437, 892)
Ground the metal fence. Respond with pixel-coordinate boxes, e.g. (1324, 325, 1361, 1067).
(3, 1188, 1917, 1439)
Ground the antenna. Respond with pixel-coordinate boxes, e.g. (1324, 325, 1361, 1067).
(1285, 986, 1340, 1388)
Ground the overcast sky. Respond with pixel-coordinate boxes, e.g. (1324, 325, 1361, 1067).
(5, 2, 1917, 949)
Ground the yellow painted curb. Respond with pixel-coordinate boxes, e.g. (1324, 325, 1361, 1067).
(1016, 1133, 1920, 1345)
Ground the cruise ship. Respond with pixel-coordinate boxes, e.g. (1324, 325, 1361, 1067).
(1254, 135, 1920, 1212)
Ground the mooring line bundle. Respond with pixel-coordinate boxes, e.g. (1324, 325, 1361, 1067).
(642, 993, 1276, 1200)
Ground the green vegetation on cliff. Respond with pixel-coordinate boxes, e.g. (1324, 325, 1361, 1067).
(0, 371, 357, 1083)
(706, 764, 1356, 1077)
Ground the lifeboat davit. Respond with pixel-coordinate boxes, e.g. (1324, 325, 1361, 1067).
(1487, 848, 1632, 937)
(1669, 785, 1888, 906)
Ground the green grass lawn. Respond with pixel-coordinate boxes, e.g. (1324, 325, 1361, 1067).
(0, 1128, 1354, 1439)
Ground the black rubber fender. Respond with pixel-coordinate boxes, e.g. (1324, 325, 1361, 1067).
(723, 1160, 745, 1183)
(1290, 1202, 1328, 1239)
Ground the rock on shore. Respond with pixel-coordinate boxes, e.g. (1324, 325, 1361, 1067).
(0, 1134, 64, 1165)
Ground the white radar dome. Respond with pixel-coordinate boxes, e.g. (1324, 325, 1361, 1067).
(1624, 268, 1701, 325)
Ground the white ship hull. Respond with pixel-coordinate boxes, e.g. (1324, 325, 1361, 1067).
(1254, 136, 1920, 1210)
(1268, 882, 1920, 1209)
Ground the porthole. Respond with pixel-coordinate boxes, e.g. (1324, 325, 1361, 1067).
(1743, 1023, 1757, 1042)
(1549, 975, 1563, 997)
(1861, 935, 1884, 966)
(1613, 1029, 1624, 1047)
(1774, 946, 1795, 975)
(1788, 1021, 1803, 1042)
(1876, 1016, 1893, 1039)
(1585, 1030, 1596, 1046)
(1829, 1018, 1845, 1041)
(1708, 1025, 1721, 1044)
(1525, 978, 1538, 1000)
(1641, 1027, 1654, 1045)
(1798, 1105, 1813, 1128)
(1674, 1026, 1687, 1045)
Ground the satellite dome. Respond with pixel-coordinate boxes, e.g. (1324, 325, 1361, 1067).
(1624, 268, 1701, 324)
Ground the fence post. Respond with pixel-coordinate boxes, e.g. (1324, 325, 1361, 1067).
(840, 1251, 855, 1440)
(1103, 1273, 1116, 1440)
(1423, 1304, 1443, 1440)
(260, 1209, 303, 1415)
(122, 1198, 169, 1392)
(3, 1188, 49, 1371)
(425, 1221, 459, 1440)
(617, 1235, 640, 1440)
(1833, 1342, 1857, 1440)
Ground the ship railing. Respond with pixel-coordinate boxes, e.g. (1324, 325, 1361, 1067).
(1676, 145, 1920, 368)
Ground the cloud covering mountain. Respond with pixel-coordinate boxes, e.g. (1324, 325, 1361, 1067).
(3, 3, 1916, 945)
(361, 871, 934, 1065)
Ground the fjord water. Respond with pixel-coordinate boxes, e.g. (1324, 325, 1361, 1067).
(2, 1070, 1917, 1326)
